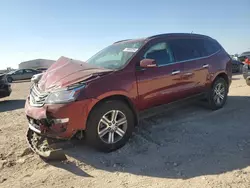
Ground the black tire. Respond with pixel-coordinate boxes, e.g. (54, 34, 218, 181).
(239, 64, 243, 73)
(86, 100, 134, 152)
(7, 77, 13, 83)
(246, 76, 250, 86)
(207, 77, 228, 110)
(243, 64, 249, 79)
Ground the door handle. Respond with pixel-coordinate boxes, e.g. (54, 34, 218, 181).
(202, 64, 209, 68)
(172, 70, 180, 75)
(183, 72, 193, 76)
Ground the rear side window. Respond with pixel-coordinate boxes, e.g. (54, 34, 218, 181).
(191, 39, 207, 56)
(168, 39, 202, 62)
(168, 38, 221, 62)
(203, 39, 221, 55)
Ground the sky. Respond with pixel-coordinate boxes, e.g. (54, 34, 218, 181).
(0, 0, 249, 69)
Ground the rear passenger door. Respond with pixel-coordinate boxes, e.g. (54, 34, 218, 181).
(168, 38, 209, 96)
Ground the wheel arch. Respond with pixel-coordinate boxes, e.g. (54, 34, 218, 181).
(86, 94, 139, 127)
(212, 72, 229, 87)
(7, 76, 13, 82)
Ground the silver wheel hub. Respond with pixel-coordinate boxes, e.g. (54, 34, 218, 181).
(97, 110, 128, 144)
(213, 83, 225, 105)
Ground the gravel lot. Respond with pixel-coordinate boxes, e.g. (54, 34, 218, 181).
(1, 75, 250, 188)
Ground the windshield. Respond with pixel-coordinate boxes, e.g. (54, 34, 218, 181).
(87, 41, 144, 70)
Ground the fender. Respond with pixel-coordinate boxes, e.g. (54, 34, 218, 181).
(85, 90, 139, 126)
(209, 70, 230, 86)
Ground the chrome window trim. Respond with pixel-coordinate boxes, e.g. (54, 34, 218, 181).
(158, 49, 221, 67)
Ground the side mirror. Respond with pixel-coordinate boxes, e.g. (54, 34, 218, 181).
(140, 59, 157, 68)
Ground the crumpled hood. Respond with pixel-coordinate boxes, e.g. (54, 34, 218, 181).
(38, 56, 112, 91)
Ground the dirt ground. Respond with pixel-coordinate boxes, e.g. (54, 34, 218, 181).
(0, 75, 250, 188)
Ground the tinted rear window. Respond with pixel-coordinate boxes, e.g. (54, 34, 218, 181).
(203, 39, 221, 55)
(168, 39, 204, 61)
(168, 39, 192, 61)
(168, 38, 221, 62)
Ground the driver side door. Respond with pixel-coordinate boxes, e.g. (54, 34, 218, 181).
(12, 70, 25, 80)
(136, 41, 184, 110)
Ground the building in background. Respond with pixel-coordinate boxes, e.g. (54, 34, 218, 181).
(19, 59, 55, 70)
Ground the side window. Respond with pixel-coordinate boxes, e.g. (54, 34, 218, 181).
(25, 69, 34, 73)
(191, 39, 208, 57)
(143, 42, 174, 66)
(15, 70, 24, 74)
(204, 39, 221, 55)
(168, 39, 204, 62)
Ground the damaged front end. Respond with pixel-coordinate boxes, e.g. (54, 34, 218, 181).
(25, 56, 111, 159)
(25, 87, 74, 160)
(25, 82, 90, 160)
(27, 114, 70, 138)
(26, 128, 67, 160)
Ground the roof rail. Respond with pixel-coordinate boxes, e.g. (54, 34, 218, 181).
(147, 33, 208, 40)
(147, 34, 171, 39)
(113, 39, 132, 44)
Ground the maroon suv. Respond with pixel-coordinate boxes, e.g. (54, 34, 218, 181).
(25, 33, 232, 156)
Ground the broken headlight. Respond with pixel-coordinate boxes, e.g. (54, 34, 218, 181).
(45, 84, 86, 104)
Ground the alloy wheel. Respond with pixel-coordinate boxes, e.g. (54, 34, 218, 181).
(97, 110, 128, 144)
(213, 83, 225, 105)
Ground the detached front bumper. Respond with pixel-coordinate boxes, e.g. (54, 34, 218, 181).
(25, 98, 97, 139)
(0, 83, 11, 98)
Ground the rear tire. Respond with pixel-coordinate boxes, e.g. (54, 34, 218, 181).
(207, 77, 228, 110)
(86, 100, 134, 152)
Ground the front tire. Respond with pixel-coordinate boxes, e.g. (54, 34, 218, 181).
(86, 100, 134, 152)
(7, 77, 13, 83)
(207, 77, 228, 110)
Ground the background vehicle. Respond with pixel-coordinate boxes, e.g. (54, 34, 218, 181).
(25, 33, 232, 158)
(6, 69, 42, 83)
(243, 64, 250, 79)
(232, 60, 244, 73)
(245, 76, 250, 86)
(242, 63, 250, 86)
(0, 73, 11, 98)
(36, 68, 47, 72)
(238, 51, 250, 62)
